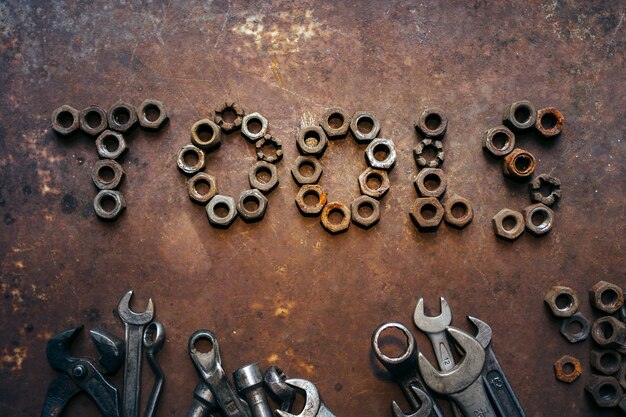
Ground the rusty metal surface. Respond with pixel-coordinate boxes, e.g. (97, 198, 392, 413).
(0, 1, 624, 416)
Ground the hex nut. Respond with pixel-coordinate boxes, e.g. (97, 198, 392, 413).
(529, 174, 562, 206)
(291, 156, 322, 185)
(296, 126, 328, 157)
(365, 138, 397, 170)
(619, 397, 626, 414)
(295, 185, 327, 216)
(96, 130, 128, 160)
(91, 159, 125, 190)
(107, 101, 138, 133)
(94, 190, 126, 221)
(177, 144, 206, 175)
(522, 203, 554, 236)
(482, 125, 515, 158)
(320, 107, 350, 138)
(559, 312, 590, 343)
(190, 119, 221, 151)
(214, 102, 244, 132)
(187, 173, 218, 205)
(589, 281, 624, 314)
(205, 195, 237, 228)
(79, 105, 108, 136)
(320, 201, 351, 234)
(410, 197, 444, 230)
(415, 168, 447, 198)
(241, 112, 268, 142)
(358, 168, 390, 199)
(535, 107, 564, 137)
(137, 99, 168, 130)
(236, 189, 268, 222)
(554, 355, 581, 383)
(350, 195, 380, 229)
(248, 161, 279, 193)
(585, 375, 623, 407)
(52, 105, 80, 136)
(620, 305, 626, 324)
(350, 111, 380, 143)
(618, 363, 626, 390)
(544, 286, 579, 318)
(492, 208, 525, 241)
(414, 139, 444, 168)
(503, 148, 537, 182)
(503, 100, 537, 131)
(256, 134, 283, 163)
(590, 349, 622, 375)
(415, 107, 448, 138)
(443, 194, 473, 229)
(591, 316, 626, 352)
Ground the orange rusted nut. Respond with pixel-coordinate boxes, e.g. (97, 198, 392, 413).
(554, 355, 582, 383)
(502, 148, 537, 182)
(320, 201, 350, 234)
(535, 107, 564, 137)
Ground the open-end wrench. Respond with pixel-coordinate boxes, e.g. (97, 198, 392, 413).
(391, 386, 433, 417)
(143, 322, 165, 417)
(371, 322, 444, 417)
(264, 366, 296, 412)
(468, 317, 526, 417)
(117, 290, 155, 417)
(419, 328, 497, 417)
(274, 378, 337, 417)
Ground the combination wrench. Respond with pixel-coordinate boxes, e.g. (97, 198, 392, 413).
(143, 321, 165, 417)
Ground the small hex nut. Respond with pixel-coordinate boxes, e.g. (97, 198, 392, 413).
(535, 107, 564, 137)
(177, 144, 206, 175)
(191, 119, 222, 151)
(214, 102, 244, 132)
(108, 101, 138, 133)
(585, 375, 623, 407)
(96, 130, 128, 160)
(415, 107, 448, 138)
(365, 138, 397, 170)
(443, 194, 473, 229)
(358, 168, 390, 199)
(205, 195, 237, 228)
(236, 189, 268, 222)
(241, 112, 268, 142)
(414, 139, 444, 168)
(522, 203, 554, 236)
(295, 185, 327, 216)
(590, 349, 622, 375)
(256, 134, 283, 163)
(350, 111, 380, 143)
(544, 286, 579, 318)
(554, 355, 581, 383)
(559, 312, 590, 343)
(291, 156, 323, 185)
(297, 126, 328, 157)
(52, 105, 80, 135)
(320, 201, 351, 234)
(137, 99, 168, 130)
(79, 105, 108, 136)
(351, 195, 380, 229)
(589, 281, 624, 314)
(94, 190, 126, 221)
(91, 159, 125, 190)
(592, 316, 626, 352)
(492, 208, 525, 241)
(529, 174, 562, 206)
(410, 197, 444, 230)
(320, 107, 350, 137)
(503, 148, 537, 182)
(187, 173, 218, 205)
(248, 161, 279, 193)
(415, 168, 447, 198)
(482, 125, 515, 158)
(503, 100, 537, 131)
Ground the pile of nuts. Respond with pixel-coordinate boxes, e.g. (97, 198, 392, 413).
(483, 100, 564, 240)
(410, 107, 474, 231)
(176, 102, 282, 227)
(51, 100, 169, 221)
(291, 108, 396, 234)
(544, 281, 626, 411)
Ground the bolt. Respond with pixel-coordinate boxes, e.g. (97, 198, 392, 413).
(72, 364, 88, 379)
(233, 363, 273, 417)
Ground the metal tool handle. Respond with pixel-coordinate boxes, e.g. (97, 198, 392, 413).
(427, 333, 463, 417)
(185, 382, 218, 417)
(482, 349, 526, 417)
(123, 324, 145, 417)
(450, 379, 497, 417)
(143, 322, 165, 417)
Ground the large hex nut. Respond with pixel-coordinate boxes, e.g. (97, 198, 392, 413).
(96, 130, 128, 160)
(410, 197, 444, 230)
(52, 105, 80, 136)
(350, 111, 380, 143)
(544, 286, 579, 318)
(589, 281, 624, 314)
(415, 168, 447, 198)
(137, 99, 168, 130)
(585, 375, 623, 407)
(191, 119, 222, 151)
(536, 107, 564, 137)
(256, 134, 283, 163)
(177, 144, 206, 175)
(237, 189, 268, 222)
(365, 138, 396, 170)
(503, 148, 537, 182)
(79, 105, 108, 136)
(107, 101, 138, 133)
(295, 185, 327, 216)
(522, 203, 554, 236)
(554, 355, 581, 383)
(529, 174, 561, 206)
(559, 312, 590, 343)
(503, 100, 537, 131)
(413, 139, 444, 168)
(618, 363, 626, 390)
(296, 126, 328, 157)
(619, 397, 626, 414)
(187, 173, 218, 205)
(415, 107, 448, 138)
(291, 156, 322, 185)
(320, 201, 351, 234)
(91, 159, 125, 190)
(482, 125, 515, 158)
(592, 316, 626, 352)
(320, 107, 350, 138)
(94, 190, 126, 221)
(443, 194, 473, 229)
(358, 168, 390, 199)
(248, 161, 279, 193)
(214, 102, 244, 132)
(351, 195, 380, 229)
(205, 195, 237, 228)
(492, 208, 525, 241)
(241, 112, 268, 142)
(590, 349, 622, 375)
(620, 305, 626, 323)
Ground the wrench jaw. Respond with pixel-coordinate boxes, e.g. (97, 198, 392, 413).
(117, 290, 155, 324)
(467, 317, 492, 350)
(413, 298, 453, 334)
(274, 379, 321, 417)
(391, 387, 433, 417)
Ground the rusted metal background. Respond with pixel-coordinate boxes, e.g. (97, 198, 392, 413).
(1, 0, 624, 416)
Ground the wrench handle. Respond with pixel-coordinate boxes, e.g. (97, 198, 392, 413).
(450, 379, 498, 417)
(427, 333, 463, 417)
(482, 348, 526, 417)
(123, 325, 145, 417)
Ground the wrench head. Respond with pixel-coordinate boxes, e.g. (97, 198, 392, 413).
(264, 365, 296, 411)
(413, 297, 452, 334)
(116, 290, 154, 325)
(188, 329, 221, 378)
(467, 316, 492, 349)
(143, 321, 165, 354)
(89, 328, 125, 374)
(391, 386, 433, 417)
(417, 328, 485, 395)
(372, 322, 416, 365)
(275, 378, 321, 417)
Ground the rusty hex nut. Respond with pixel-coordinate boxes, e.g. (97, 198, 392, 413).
(241, 112, 268, 142)
(320, 107, 350, 138)
(205, 194, 237, 228)
(492, 208, 525, 241)
(79, 105, 108, 136)
(590, 349, 621, 375)
(410, 197, 444, 230)
(503, 100, 537, 131)
(554, 355, 581, 383)
(191, 119, 222, 151)
(414, 139, 444, 168)
(482, 125, 515, 158)
(535, 107, 564, 137)
(415, 107, 448, 138)
(560, 312, 590, 343)
(96, 130, 127, 160)
(592, 316, 626, 352)
(295, 185, 327, 216)
(522, 203, 554, 236)
(94, 190, 126, 221)
(350, 111, 380, 143)
(107, 101, 138, 133)
(214, 102, 244, 132)
(503, 148, 537, 182)
(177, 144, 206, 175)
(291, 156, 322, 185)
(529, 174, 562, 206)
(589, 281, 624, 314)
(365, 138, 396, 170)
(358, 168, 390, 199)
(443, 194, 473, 229)
(415, 168, 447, 198)
(296, 126, 328, 157)
(350, 195, 380, 229)
(237, 189, 268, 222)
(91, 159, 125, 190)
(248, 161, 279, 193)
(256, 134, 283, 163)
(619, 397, 626, 415)
(52, 105, 80, 135)
(137, 99, 168, 130)
(320, 201, 351, 234)
(585, 375, 623, 408)
(187, 172, 218, 205)
(544, 286, 579, 318)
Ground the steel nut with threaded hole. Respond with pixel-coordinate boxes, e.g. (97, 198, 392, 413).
(618, 363, 626, 390)
(443, 194, 473, 229)
(107, 101, 137, 133)
(320, 201, 351, 234)
(295, 185, 327, 216)
(559, 312, 590, 343)
(358, 168, 390, 199)
(52, 105, 80, 136)
(535, 107, 564, 137)
(187, 173, 218, 205)
(585, 375, 623, 407)
(214, 101, 244, 132)
(291, 156, 322, 185)
(320, 107, 350, 138)
(413, 138, 444, 168)
(191, 119, 221, 151)
(236, 189, 268, 222)
(80, 105, 108, 136)
(233, 364, 273, 417)
(91, 159, 125, 190)
(544, 286, 579, 318)
(296, 126, 328, 157)
(96, 130, 127, 160)
(554, 355, 581, 383)
(589, 280, 624, 314)
(529, 174, 562, 206)
(177, 144, 206, 175)
(482, 125, 515, 157)
(241, 112, 268, 142)
(365, 138, 397, 170)
(93, 190, 126, 221)
(522, 203, 554, 236)
(503, 100, 537, 131)
(350, 111, 380, 143)
(590, 349, 622, 375)
(205, 195, 237, 228)
(414, 168, 447, 198)
(502, 148, 537, 182)
(137, 99, 168, 130)
(592, 316, 626, 353)
(256, 134, 283, 163)
(410, 197, 444, 230)
(248, 161, 279, 193)
(492, 208, 525, 241)
(350, 195, 380, 229)
(415, 107, 448, 138)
